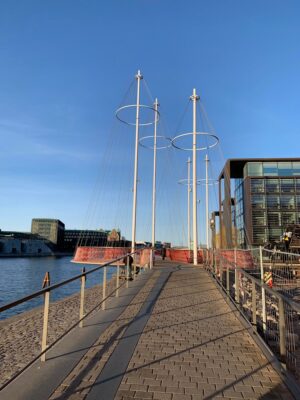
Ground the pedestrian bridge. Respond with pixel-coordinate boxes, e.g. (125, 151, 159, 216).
(1, 257, 299, 400)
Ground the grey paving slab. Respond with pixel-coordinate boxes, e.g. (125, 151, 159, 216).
(0, 270, 155, 400)
(86, 269, 172, 400)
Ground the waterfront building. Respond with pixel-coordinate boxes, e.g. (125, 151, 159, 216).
(0, 231, 52, 256)
(63, 229, 109, 251)
(218, 158, 300, 248)
(31, 218, 65, 246)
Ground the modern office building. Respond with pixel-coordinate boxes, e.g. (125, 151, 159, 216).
(218, 158, 300, 248)
(63, 229, 109, 251)
(31, 218, 65, 246)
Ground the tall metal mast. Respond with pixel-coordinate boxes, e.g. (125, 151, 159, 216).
(191, 89, 200, 265)
(131, 70, 143, 253)
(187, 157, 191, 250)
(151, 98, 159, 247)
(205, 154, 209, 249)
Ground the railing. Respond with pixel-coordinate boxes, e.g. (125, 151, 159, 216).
(203, 248, 300, 382)
(0, 248, 153, 390)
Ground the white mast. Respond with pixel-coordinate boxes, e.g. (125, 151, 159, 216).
(151, 98, 159, 247)
(205, 154, 209, 249)
(191, 88, 200, 265)
(131, 70, 143, 253)
(187, 157, 191, 250)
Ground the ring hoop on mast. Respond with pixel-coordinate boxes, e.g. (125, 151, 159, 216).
(171, 132, 219, 151)
(178, 178, 202, 186)
(139, 135, 172, 150)
(115, 104, 160, 126)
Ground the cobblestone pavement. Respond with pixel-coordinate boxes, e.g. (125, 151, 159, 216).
(0, 276, 117, 387)
(114, 265, 294, 400)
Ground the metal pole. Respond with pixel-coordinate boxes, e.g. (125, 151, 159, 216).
(131, 70, 143, 254)
(102, 266, 107, 311)
(126, 255, 129, 288)
(41, 272, 50, 362)
(187, 157, 191, 250)
(191, 88, 200, 265)
(150, 248, 153, 269)
(278, 297, 286, 361)
(116, 265, 120, 298)
(151, 98, 159, 248)
(205, 154, 209, 249)
(79, 267, 86, 328)
(260, 246, 267, 333)
(234, 247, 238, 302)
(252, 279, 257, 329)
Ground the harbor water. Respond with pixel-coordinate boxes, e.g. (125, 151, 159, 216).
(0, 256, 115, 320)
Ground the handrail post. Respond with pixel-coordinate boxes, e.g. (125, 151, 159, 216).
(260, 246, 267, 334)
(41, 272, 50, 362)
(219, 257, 223, 286)
(79, 267, 86, 328)
(278, 297, 287, 362)
(116, 265, 120, 298)
(235, 267, 240, 305)
(226, 263, 230, 294)
(234, 247, 238, 301)
(102, 266, 107, 310)
(126, 255, 129, 288)
(251, 279, 257, 329)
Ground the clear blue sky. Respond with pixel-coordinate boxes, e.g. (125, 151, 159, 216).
(0, 1, 300, 244)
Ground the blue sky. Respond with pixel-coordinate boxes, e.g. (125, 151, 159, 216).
(0, 1, 300, 245)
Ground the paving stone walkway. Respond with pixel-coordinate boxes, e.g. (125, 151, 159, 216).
(1, 262, 296, 400)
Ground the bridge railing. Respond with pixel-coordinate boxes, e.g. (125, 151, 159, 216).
(203, 248, 300, 381)
(0, 248, 153, 390)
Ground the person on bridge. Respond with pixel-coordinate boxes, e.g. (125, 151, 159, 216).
(122, 254, 134, 280)
(161, 246, 166, 260)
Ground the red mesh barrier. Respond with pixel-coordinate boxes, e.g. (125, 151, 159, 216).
(168, 248, 203, 264)
(218, 249, 255, 269)
(72, 246, 151, 267)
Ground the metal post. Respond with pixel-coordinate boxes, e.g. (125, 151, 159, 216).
(234, 247, 238, 302)
(150, 249, 153, 269)
(235, 268, 240, 305)
(126, 256, 129, 288)
(252, 279, 257, 329)
(278, 297, 286, 361)
(219, 257, 223, 286)
(187, 157, 191, 250)
(226, 264, 230, 294)
(191, 88, 200, 265)
(205, 154, 209, 250)
(102, 266, 107, 311)
(131, 70, 143, 254)
(41, 272, 50, 362)
(79, 267, 86, 328)
(151, 98, 159, 248)
(116, 265, 120, 298)
(260, 246, 267, 333)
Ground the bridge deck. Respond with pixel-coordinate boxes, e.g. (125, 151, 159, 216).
(1, 261, 295, 400)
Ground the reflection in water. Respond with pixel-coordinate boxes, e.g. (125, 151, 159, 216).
(0, 256, 115, 320)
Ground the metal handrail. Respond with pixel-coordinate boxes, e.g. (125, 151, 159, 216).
(0, 249, 139, 314)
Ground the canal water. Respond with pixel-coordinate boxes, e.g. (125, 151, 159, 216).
(0, 256, 115, 320)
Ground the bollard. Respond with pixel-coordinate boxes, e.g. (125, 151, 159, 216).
(116, 265, 120, 298)
(278, 297, 287, 361)
(79, 267, 86, 328)
(251, 279, 257, 329)
(41, 272, 51, 362)
(102, 266, 107, 310)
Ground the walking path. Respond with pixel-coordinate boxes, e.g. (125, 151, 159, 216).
(1, 262, 296, 400)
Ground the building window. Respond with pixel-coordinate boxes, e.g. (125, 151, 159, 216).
(251, 179, 265, 193)
(251, 194, 265, 209)
(247, 162, 263, 177)
(282, 212, 296, 225)
(263, 162, 278, 176)
(280, 195, 295, 209)
(266, 179, 279, 193)
(267, 212, 281, 226)
(267, 195, 280, 209)
(292, 162, 300, 176)
(280, 179, 295, 193)
(278, 162, 292, 176)
(252, 210, 266, 225)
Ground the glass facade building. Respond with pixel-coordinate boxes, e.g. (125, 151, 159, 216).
(219, 159, 300, 248)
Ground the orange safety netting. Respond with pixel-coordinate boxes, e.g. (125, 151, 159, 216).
(167, 248, 203, 264)
(72, 246, 152, 267)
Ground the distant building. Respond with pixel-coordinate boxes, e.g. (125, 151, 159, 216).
(219, 158, 300, 248)
(63, 229, 108, 251)
(0, 231, 52, 256)
(31, 219, 65, 246)
(107, 229, 120, 242)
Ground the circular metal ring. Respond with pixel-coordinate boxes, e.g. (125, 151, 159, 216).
(139, 135, 172, 150)
(178, 179, 202, 186)
(115, 104, 160, 126)
(171, 132, 219, 151)
(197, 178, 219, 186)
